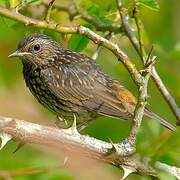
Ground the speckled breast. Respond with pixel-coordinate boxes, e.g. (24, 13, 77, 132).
(22, 63, 95, 127)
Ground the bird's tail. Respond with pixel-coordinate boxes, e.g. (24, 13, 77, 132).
(144, 109, 176, 131)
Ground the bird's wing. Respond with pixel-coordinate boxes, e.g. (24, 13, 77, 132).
(40, 59, 135, 120)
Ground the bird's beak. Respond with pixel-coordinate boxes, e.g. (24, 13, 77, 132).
(8, 50, 31, 58)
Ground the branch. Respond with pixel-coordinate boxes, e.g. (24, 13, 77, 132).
(133, 7, 146, 59)
(91, 31, 112, 60)
(155, 161, 180, 179)
(127, 57, 156, 146)
(41, 1, 121, 33)
(0, 116, 156, 178)
(117, 1, 180, 123)
(44, 0, 56, 22)
(0, 5, 143, 86)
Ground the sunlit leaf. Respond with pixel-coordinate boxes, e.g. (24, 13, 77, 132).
(88, 0, 117, 12)
(97, 17, 113, 26)
(87, 5, 100, 17)
(0, 0, 10, 6)
(68, 24, 92, 52)
(9, 0, 20, 8)
(25, 0, 39, 2)
(0, 0, 5, 4)
(139, 0, 159, 11)
(68, 34, 90, 52)
(87, 5, 113, 27)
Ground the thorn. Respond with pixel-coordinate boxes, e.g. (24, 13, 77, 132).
(13, 142, 25, 153)
(146, 45, 154, 63)
(72, 114, 77, 129)
(0, 133, 12, 150)
(67, 114, 79, 135)
(55, 116, 68, 129)
(63, 156, 69, 166)
(106, 138, 120, 156)
(109, 138, 118, 151)
(121, 165, 136, 180)
(151, 56, 157, 63)
(139, 85, 143, 91)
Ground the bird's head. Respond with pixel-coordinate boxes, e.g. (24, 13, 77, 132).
(8, 34, 61, 66)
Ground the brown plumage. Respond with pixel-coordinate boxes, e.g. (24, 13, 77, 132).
(8, 34, 175, 131)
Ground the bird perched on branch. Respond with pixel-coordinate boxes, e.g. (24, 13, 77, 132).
(9, 34, 175, 131)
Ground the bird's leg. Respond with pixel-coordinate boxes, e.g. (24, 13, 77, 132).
(55, 114, 88, 132)
(76, 106, 101, 131)
(77, 119, 93, 131)
(55, 116, 69, 129)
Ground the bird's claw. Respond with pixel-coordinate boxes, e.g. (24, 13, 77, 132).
(55, 116, 69, 129)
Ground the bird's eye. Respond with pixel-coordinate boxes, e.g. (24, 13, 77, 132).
(33, 44, 41, 51)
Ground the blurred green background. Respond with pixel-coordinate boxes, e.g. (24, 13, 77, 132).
(0, 0, 179, 179)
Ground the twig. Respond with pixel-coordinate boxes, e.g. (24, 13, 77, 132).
(92, 32, 112, 60)
(117, 1, 180, 123)
(128, 56, 155, 146)
(117, 3, 140, 54)
(0, 116, 156, 177)
(50, 4, 78, 21)
(44, 0, 56, 22)
(151, 68, 180, 124)
(122, 43, 156, 152)
(133, 7, 146, 61)
(155, 161, 180, 179)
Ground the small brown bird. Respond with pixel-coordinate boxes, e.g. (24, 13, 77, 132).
(9, 34, 175, 131)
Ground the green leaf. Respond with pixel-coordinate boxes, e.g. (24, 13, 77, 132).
(0, 0, 9, 6)
(97, 17, 113, 26)
(68, 24, 92, 52)
(25, 0, 40, 3)
(68, 34, 90, 52)
(87, 5, 113, 28)
(0, 0, 5, 4)
(87, 5, 100, 17)
(139, 0, 159, 11)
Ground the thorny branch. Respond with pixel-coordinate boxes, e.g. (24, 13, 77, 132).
(0, 116, 156, 178)
(1, 115, 180, 179)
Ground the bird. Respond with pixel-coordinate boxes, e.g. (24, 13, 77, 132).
(8, 34, 175, 131)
